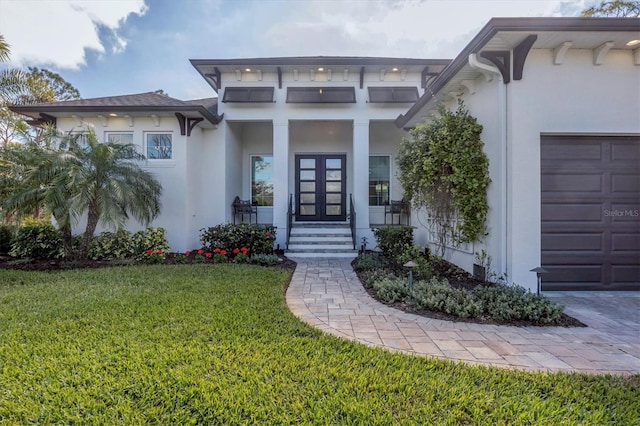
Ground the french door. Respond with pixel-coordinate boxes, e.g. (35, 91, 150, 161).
(295, 154, 346, 221)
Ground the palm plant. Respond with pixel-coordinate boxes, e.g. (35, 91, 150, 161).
(1, 129, 162, 258)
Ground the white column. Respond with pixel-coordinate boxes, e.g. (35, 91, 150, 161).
(352, 121, 370, 237)
(272, 121, 289, 248)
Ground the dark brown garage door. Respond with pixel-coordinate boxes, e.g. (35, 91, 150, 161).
(541, 135, 640, 291)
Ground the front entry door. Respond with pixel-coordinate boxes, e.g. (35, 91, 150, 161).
(296, 154, 346, 221)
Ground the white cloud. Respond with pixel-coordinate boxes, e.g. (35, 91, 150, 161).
(262, 0, 589, 58)
(0, 0, 147, 69)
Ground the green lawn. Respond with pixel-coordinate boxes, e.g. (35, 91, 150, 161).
(0, 265, 637, 424)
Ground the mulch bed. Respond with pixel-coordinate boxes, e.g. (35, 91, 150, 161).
(354, 255, 586, 328)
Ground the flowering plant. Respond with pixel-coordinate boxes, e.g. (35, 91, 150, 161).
(144, 249, 165, 264)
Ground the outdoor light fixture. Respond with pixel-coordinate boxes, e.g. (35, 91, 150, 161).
(109, 113, 118, 117)
(530, 267, 548, 296)
(317, 67, 324, 71)
(404, 260, 418, 295)
(372, 246, 383, 268)
(392, 67, 399, 72)
(626, 39, 640, 46)
(245, 68, 251, 72)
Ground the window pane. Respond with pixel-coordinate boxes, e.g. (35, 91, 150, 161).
(300, 170, 315, 180)
(300, 159, 316, 169)
(252, 156, 274, 206)
(147, 134, 172, 159)
(326, 170, 341, 181)
(106, 133, 133, 144)
(300, 194, 315, 204)
(369, 156, 390, 206)
(326, 194, 341, 204)
(326, 182, 341, 192)
(325, 158, 341, 168)
(300, 182, 315, 192)
(300, 205, 315, 215)
(326, 205, 341, 215)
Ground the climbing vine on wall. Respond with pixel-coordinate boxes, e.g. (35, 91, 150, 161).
(396, 100, 490, 254)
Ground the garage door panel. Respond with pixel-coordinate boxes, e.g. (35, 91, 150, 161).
(611, 233, 640, 253)
(542, 203, 603, 221)
(541, 173, 602, 192)
(541, 135, 640, 291)
(611, 174, 640, 193)
(612, 265, 640, 283)
(541, 143, 602, 160)
(542, 233, 602, 251)
(611, 142, 640, 161)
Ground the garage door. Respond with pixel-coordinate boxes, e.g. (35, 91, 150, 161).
(541, 135, 640, 291)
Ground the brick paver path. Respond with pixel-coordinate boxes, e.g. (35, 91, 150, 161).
(285, 258, 640, 375)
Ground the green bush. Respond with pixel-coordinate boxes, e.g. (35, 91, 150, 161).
(352, 254, 378, 272)
(372, 276, 410, 304)
(358, 269, 393, 289)
(88, 229, 135, 260)
(413, 278, 482, 319)
(200, 223, 276, 256)
(9, 221, 63, 259)
(0, 224, 17, 254)
(474, 285, 564, 324)
(373, 226, 414, 259)
(132, 227, 170, 260)
(250, 253, 281, 266)
(397, 245, 433, 280)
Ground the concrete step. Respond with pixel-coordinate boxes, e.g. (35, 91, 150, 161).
(289, 237, 352, 245)
(287, 251, 358, 258)
(290, 228, 351, 235)
(288, 243, 355, 251)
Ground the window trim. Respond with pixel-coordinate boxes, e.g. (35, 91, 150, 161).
(369, 154, 392, 206)
(104, 131, 134, 145)
(250, 154, 274, 207)
(144, 131, 173, 161)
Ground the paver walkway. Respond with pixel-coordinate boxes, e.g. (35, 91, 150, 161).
(286, 258, 640, 375)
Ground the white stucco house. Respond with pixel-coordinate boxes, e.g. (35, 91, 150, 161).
(11, 17, 640, 292)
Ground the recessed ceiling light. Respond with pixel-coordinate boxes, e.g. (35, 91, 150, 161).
(109, 113, 117, 117)
(392, 67, 399, 72)
(626, 39, 640, 46)
(318, 67, 324, 71)
(245, 68, 251, 72)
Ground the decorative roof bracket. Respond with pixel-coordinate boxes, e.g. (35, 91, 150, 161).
(553, 41, 572, 65)
(187, 117, 203, 136)
(513, 35, 537, 80)
(479, 51, 510, 84)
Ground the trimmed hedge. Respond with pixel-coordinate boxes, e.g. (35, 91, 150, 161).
(200, 223, 276, 256)
(9, 221, 63, 259)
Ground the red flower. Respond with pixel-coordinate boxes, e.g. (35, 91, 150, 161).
(146, 249, 154, 255)
(205, 252, 213, 258)
(156, 250, 163, 255)
(233, 248, 240, 255)
(241, 247, 248, 255)
(185, 250, 191, 256)
(214, 247, 221, 253)
(197, 249, 205, 255)
(220, 250, 227, 256)
(265, 231, 271, 237)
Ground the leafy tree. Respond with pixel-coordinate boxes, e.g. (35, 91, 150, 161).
(582, 0, 640, 17)
(1, 129, 162, 258)
(396, 101, 490, 256)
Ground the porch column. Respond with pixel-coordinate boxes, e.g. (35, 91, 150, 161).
(272, 121, 289, 248)
(352, 120, 370, 236)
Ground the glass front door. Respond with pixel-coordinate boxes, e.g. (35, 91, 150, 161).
(295, 154, 346, 221)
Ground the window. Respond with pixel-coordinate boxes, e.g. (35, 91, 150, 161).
(369, 156, 390, 206)
(286, 87, 356, 103)
(146, 133, 172, 159)
(368, 87, 419, 103)
(223, 87, 274, 103)
(105, 132, 133, 144)
(251, 155, 273, 206)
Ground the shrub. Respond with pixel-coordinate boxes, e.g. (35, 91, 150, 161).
(250, 253, 281, 266)
(397, 245, 433, 280)
(474, 285, 564, 324)
(412, 278, 482, 319)
(132, 228, 170, 260)
(87, 229, 135, 260)
(352, 254, 378, 272)
(9, 221, 63, 259)
(142, 249, 166, 265)
(359, 269, 393, 289)
(200, 223, 276, 256)
(372, 276, 410, 304)
(0, 224, 17, 254)
(373, 226, 414, 260)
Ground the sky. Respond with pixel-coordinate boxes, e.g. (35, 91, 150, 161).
(0, 0, 595, 101)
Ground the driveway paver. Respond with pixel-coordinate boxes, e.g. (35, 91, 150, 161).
(285, 258, 640, 375)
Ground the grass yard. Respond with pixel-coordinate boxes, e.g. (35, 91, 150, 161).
(0, 265, 637, 424)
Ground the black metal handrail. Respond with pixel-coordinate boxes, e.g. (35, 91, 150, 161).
(286, 193, 293, 249)
(349, 193, 356, 250)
